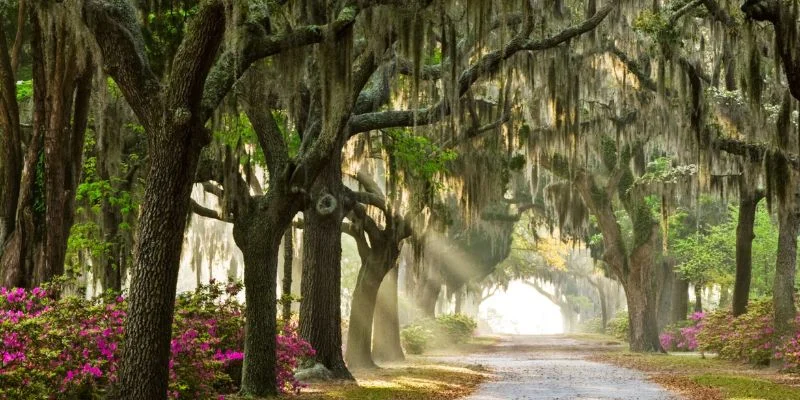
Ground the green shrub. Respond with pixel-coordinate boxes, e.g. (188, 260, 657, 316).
(435, 314, 478, 344)
(578, 317, 605, 334)
(606, 310, 629, 341)
(400, 314, 477, 354)
(400, 325, 432, 354)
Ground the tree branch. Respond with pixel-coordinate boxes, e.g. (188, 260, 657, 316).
(201, 4, 367, 120)
(669, 0, 704, 24)
(347, 188, 387, 214)
(350, 202, 384, 243)
(701, 0, 736, 27)
(242, 87, 288, 179)
(166, 1, 226, 129)
(10, 0, 25, 74)
(190, 199, 229, 222)
(82, 0, 162, 128)
(348, 0, 618, 135)
(201, 181, 224, 198)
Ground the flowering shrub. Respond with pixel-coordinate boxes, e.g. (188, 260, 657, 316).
(0, 282, 314, 399)
(660, 312, 704, 351)
(696, 299, 774, 365)
(276, 321, 316, 393)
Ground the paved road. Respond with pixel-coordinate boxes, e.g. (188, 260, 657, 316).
(439, 335, 678, 400)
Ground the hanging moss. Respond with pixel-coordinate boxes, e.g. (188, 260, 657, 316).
(600, 135, 618, 171)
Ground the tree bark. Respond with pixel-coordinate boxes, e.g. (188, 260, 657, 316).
(1, 4, 91, 289)
(345, 256, 383, 369)
(625, 226, 662, 352)
(114, 124, 208, 400)
(0, 22, 22, 273)
(624, 276, 662, 351)
(282, 227, 295, 322)
(588, 276, 609, 330)
(773, 187, 799, 337)
(670, 277, 689, 323)
(733, 183, 763, 316)
(235, 202, 290, 397)
(719, 284, 730, 309)
(372, 264, 405, 363)
(419, 278, 441, 318)
(300, 153, 353, 379)
(454, 287, 464, 314)
(693, 284, 703, 312)
(657, 260, 675, 331)
(598, 282, 608, 330)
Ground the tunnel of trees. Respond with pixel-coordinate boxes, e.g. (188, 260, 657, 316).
(1, 0, 799, 398)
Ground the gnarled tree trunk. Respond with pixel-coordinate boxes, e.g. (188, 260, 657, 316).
(300, 153, 353, 379)
(234, 195, 296, 396)
(346, 240, 402, 368)
(372, 265, 404, 362)
(345, 256, 384, 369)
(282, 227, 295, 322)
(657, 260, 675, 331)
(773, 183, 799, 337)
(1, 4, 92, 289)
(670, 277, 689, 323)
(115, 123, 209, 400)
(733, 182, 763, 316)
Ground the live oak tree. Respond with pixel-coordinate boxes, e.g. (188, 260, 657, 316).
(0, 2, 94, 289)
(75, 0, 376, 397)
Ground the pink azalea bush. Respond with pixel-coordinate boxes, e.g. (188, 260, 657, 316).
(695, 299, 774, 365)
(0, 281, 314, 399)
(659, 311, 704, 352)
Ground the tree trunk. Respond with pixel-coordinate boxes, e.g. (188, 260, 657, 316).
(419, 279, 441, 318)
(372, 264, 405, 362)
(693, 284, 703, 313)
(774, 189, 799, 337)
(657, 260, 675, 331)
(1, 6, 90, 289)
(625, 241, 662, 352)
(0, 22, 22, 275)
(625, 280, 662, 352)
(0, 130, 41, 288)
(560, 305, 576, 333)
(733, 183, 761, 316)
(345, 257, 383, 369)
(282, 227, 294, 322)
(33, 6, 92, 287)
(454, 287, 464, 314)
(96, 203, 124, 292)
(236, 216, 284, 397)
(300, 154, 352, 380)
(719, 284, 730, 309)
(598, 284, 608, 331)
(113, 124, 207, 400)
(589, 277, 609, 331)
(670, 277, 689, 323)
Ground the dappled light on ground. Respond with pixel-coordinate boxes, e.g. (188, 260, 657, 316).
(296, 363, 489, 400)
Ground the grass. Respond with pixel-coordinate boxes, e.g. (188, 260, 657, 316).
(294, 363, 489, 400)
(692, 374, 800, 400)
(592, 351, 800, 400)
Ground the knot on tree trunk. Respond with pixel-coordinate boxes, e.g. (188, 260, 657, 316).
(173, 107, 192, 126)
(316, 193, 337, 216)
